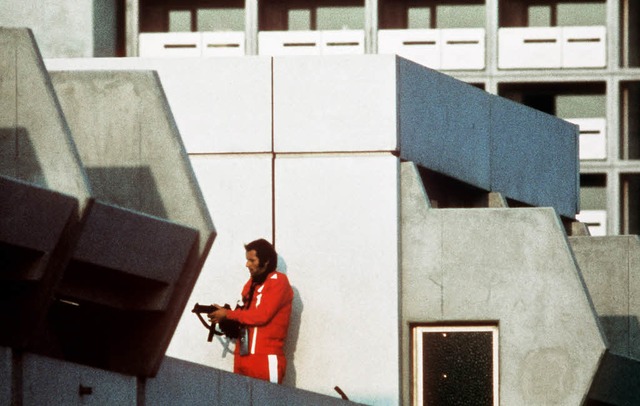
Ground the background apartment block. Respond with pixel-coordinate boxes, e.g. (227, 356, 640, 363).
(3, 0, 637, 237)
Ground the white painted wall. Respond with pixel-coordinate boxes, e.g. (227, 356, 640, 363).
(275, 153, 400, 405)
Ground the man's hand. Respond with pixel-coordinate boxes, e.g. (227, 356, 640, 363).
(208, 305, 228, 324)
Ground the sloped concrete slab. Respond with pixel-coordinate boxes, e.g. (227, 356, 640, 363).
(0, 28, 91, 201)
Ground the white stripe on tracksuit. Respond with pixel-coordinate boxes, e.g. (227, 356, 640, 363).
(268, 354, 278, 383)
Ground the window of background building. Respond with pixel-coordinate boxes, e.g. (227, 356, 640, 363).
(579, 174, 608, 235)
(317, 6, 364, 30)
(621, 82, 640, 160)
(260, 1, 364, 31)
(380, 0, 485, 29)
(556, 94, 606, 119)
(197, 8, 244, 31)
(621, 174, 640, 235)
(622, 0, 639, 67)
(413, 325, 499, 406)
(140, 1, 245, 33)
(580, 174, 607, 211)
(500, 0, 606, 27)
(498, 82, 606, 120)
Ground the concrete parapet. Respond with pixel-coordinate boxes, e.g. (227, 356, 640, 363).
(570, 235, 640, 360)
(22, 352, 137, 405)
(400, 161, 605, 405)
(397, 58, 578, 218)
(147, 357, 362, 405)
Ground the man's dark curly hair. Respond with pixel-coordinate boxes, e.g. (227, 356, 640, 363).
(245, 238, 277, 274)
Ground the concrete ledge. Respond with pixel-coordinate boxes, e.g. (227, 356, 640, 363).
(147, 357, 362, 405)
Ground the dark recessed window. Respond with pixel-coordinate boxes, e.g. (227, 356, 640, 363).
(414, 325, 499, 406)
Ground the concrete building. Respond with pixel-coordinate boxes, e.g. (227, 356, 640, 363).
(1, 1, 640, 405)
(1, 0, 638, 238)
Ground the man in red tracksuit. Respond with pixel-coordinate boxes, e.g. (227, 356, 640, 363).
(209, 239, 293, 384)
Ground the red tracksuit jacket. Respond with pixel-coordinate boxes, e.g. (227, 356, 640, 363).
(227, 271, 293, 356)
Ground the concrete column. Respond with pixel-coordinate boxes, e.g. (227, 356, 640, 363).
(125, 0, 139, 56)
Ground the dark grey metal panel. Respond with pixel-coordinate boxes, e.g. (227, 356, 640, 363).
(398, 57, 492, 190)
(490, 96, 579, 218)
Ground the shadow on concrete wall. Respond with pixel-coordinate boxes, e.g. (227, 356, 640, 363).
(285, 286, 303, 387)
(417, 166, 489, 208)
(600, 315, 640, 358)
(0, 127, 46, 187)
(86, 166, 167, 219)
(271, 254, 303, 386)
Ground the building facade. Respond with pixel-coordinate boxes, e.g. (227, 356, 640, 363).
(2, 0, 638, 236)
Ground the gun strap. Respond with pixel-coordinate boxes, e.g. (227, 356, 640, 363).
(195, 312, 222, 341)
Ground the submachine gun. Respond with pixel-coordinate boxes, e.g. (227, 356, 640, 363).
(191, 303, 242, 342)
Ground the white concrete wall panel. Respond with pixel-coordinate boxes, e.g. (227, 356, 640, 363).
(398, 58, 492, 190)
(166, 154, 273, 373)
(577, 210, 608, 236)
(259, 31, 322, 56)
(201, 32, 245, 57)
(565, 118, 607, 160)
(23, 353, 137, 405)
(401, 165, 606, 404)
(139, 33, 202, 58)
(321, 30, 365, 55)
(45, 57, 272, 154)
(498, 27, 562, 69)
(273, 55, 398, 153)
(562, 26, 607, 68)
(490, 96, 579, 217)
(274, 154, 400, 405)
(440, 28, 485, 70)
(378, 29, 442, 69)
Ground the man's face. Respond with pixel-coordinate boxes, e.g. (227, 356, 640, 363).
(246, 249, 267, 278)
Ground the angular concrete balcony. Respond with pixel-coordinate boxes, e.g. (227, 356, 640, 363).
(0, 28, 215, 377)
